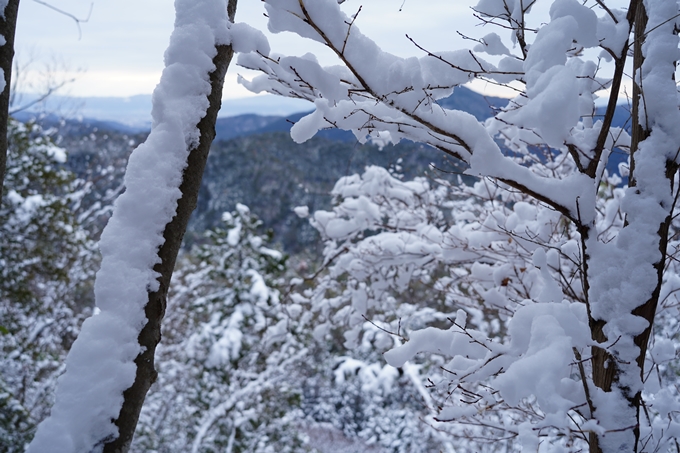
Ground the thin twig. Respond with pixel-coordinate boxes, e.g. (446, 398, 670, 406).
(32, 0, 93, 40)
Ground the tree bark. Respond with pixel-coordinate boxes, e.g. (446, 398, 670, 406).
(627, 2, 676, 450)
(102, 1, 238, 451)
(0, 0, 20, 203)
(588, 2, 677, 451)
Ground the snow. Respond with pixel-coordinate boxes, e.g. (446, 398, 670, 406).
(46, 144, 67, 163)
(475, 0, 536, 20)
(228, 22, 270, 55)
(550, 0, 599, 48)
(6, 191, 46, 223)
(207, 310, 244, 366)
(498, 0, 600, 149)
(233, 0, 680, 450)
(294, 205, 309, 218)
(473, 33, 510, 56)
(26, 0, 231, 451)
(241, 0, 609, 222)
(16, 0, 680, 450)
(227, 219, 242, 246)
(239, 0, 677, 447)
(651, 338, 676, 363)
(584, 7, 680, 449)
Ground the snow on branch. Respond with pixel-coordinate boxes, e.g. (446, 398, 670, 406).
(236, 0, 626, 221)
(242, 0, 680, 451)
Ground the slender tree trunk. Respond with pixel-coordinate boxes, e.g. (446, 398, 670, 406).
(588, 2, 677, 452)
(629, 0, 649, 178)
(0, 0, 20, 202)
(102, 1, 238, 451)
(628, 0, 677, 449)
(586, 5, 642, 451)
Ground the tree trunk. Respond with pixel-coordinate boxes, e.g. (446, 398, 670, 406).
(102, 1, 238, 451)
(588, 2, 676, 452)
(0, 0, 20, 202)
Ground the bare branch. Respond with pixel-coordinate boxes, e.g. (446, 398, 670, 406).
(32, 0, 93, 40)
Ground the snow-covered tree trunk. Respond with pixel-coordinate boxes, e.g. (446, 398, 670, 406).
(26, 1, 240, 451)
(104, 2, 239, 451)
(586, 1, 678, 451)
(0, 0, 20, 202)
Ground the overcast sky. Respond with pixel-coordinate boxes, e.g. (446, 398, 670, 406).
(14, 0, 518, 99)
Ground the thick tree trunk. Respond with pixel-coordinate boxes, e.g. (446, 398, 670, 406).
(0, 0, 19, 202)
(102, 1, 238, 451)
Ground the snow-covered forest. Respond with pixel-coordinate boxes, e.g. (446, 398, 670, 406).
(3, 0, 680, 452)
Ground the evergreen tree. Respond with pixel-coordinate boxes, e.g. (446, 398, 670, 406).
(0, 119, 94, 451)
(134, 204, 310, 453)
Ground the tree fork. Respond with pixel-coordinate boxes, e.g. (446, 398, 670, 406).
(102, 1, 238, 451)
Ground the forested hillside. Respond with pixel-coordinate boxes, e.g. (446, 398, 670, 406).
(55, 87, 503, 250)
(52, 85, 631, 250)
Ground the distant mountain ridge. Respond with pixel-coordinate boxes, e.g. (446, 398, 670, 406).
(11, 93, 312, 128)
(21, 85, 633, 185)
(15, 86, 508, 137)
(15, 86, 634, 147)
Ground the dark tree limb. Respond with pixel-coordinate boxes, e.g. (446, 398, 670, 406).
(586, 0, 639, 178)
(588, 2, 679, 452)
(0, 0, 20, 203)
(102, 1, 238, 451)
(589, 4, 647, 452)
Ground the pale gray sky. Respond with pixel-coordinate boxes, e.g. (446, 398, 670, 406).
(14, 0, 515, 99)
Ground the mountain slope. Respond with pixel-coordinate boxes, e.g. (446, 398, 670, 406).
(189, 132, 461, 252)
(50, 87, 633, 253)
